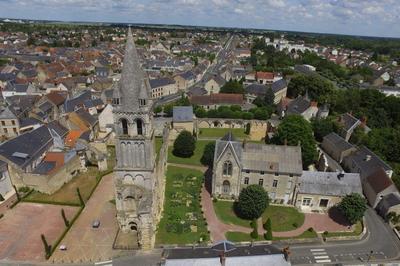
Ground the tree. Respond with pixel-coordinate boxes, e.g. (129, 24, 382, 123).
(173, 130, 196, 158)
(41, 234, 51, 259)
(235, 185, 269, 220)
(154, 105, 162, 115)
(338, 193, 367, 224)
(61, 209, 69, 227)
(264, 88, 275, 106)
(163, 104, 173, 117)
(200, 142, 215, 167)
(287, 74, 334, 102)
(245, 123, 251, 135)
(76, 187, 84, 207)
(311, 117, 341, 142)
(271, 115, 318, 168)
(263, 218, 273, 240)
(220, 79, 244, 94)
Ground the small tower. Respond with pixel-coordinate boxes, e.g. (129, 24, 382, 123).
(112, 28, 158, 249)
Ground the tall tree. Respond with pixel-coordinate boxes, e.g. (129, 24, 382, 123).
(235, 185, 269, 220)
(271, 115, 318, 168)
(264, 87, 275, 106)
(173, 130, 196, 158)
(338, 193, 367, 224)
(200, 142, 215, 167)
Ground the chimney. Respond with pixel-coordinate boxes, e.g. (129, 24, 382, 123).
(365, 155, 372, 161)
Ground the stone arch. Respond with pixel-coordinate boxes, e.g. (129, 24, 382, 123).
(128, 221, 138, 231)
(134, 174, 145, 188)
(135, 118, 144, 135)
(213, 121, 221, 128)
(222, 180, 230, 194)
(290, 48, 296, 54)
(120, 118, 129, 135)
(123, 174, 134, 184)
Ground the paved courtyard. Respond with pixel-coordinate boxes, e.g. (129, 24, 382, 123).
(52, 173, 127, 263)
(0, 203, 79, 262)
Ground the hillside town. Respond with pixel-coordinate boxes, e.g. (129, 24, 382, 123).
(0, 20, 400, 266)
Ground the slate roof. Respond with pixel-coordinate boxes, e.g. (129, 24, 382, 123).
(322, 132, 354, 153)
(245, 84, 267, 96)
(173, 106, 193, 122)
(0, 107, 17, 119)
(32, 161, 56, 175)
(286, 97, 312, 114)
(149, 78, 175, 89)
(366, 168, 393, 194)
(344, 146, 392, 178)
(215, 134, 303, 175)
(0, 125, 54, 170)
(64, 90, 92, 113)
(340, 113, 361, 132)
(47, 120, 69, 138)
(187, 86, 207, 97)
(76, 108, 97, 127)
(298, 171, 362, 196)
(377, 192, 400, 215)
(271, 79, 287, 93)
(19, 117, 41, 128)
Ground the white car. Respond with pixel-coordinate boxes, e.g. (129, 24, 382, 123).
(59, 245, 67, 251)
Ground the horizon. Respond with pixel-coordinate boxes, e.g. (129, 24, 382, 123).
(0, 0, 399, 39)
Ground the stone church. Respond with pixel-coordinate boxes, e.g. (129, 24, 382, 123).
(212, 133, 303, 204)
(112, 28, 164, 249)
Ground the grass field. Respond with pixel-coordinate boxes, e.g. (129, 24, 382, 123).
(273, 229, 318, 240)
(25, 166, 99, 205)
(168, 140, 212, 166)
(225, 231, 263, 242)
(262, 205, 305, 232)
(156, 166, 209, 245)
(213, 200, 251, 228)
(325, 221, 363, 237)
(198, 128, 248, 139)
(213, 201, 305, 232)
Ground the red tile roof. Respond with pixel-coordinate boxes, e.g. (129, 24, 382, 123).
(366, 168, 393, 194)
(256, 71, 274, 80)
(190, 93, 243, 105)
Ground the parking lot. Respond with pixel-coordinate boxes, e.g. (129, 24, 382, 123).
(0, 203, 79, 262)
(51, 173, 124, 263)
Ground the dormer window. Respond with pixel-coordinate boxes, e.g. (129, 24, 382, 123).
(139, 99, 146, 106)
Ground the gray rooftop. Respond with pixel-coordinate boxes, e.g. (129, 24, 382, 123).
(323, 132, 354, 153)
(299, 171, 362, 197)
(271, 79, 288, 93)
(173, 106, 194, 122)
(340, 113, 361, 132)
(150, 78, 175, 89)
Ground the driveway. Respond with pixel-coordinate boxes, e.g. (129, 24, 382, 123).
(0, 203, 78, 262)
(52, 173, 126, 263)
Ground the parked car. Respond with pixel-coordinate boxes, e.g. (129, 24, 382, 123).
(92, 219, 101, 228)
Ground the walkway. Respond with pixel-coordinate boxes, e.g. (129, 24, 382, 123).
(201, 187, 354, 241)
(167, 163, 207, 172)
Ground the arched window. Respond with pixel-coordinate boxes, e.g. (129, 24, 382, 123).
(222, 180, 230, 194)
(121, 118, 128, 135)
(244, 177, 249, 185)
(136, 119, 143, 135)
(223, 161, 233, 176)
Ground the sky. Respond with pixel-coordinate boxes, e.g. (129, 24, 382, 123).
(0, 0, 399, 38)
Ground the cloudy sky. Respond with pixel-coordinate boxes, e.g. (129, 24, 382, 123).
(0, 0, 399, 37)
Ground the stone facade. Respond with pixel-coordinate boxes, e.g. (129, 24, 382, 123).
(212, 133, 302, 204)
(112, 29, 164, 250)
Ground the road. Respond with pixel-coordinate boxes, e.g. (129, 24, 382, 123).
(154, 34, 235, 107)
(278, 208, 400, 265)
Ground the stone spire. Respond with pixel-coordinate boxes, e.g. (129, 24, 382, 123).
(114, 27, 150, 111)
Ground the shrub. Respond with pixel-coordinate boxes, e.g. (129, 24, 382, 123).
(264, 218, 273, 240)
(173, 130, 196, 158)
(250, 227, 258, 239)
(265, 230, 273, 240)
(200, 142, 215, 167)
(323, 231, 329, 236)
(0, 193, 4, 201)
(213, 197, 218, 203)
(292, 222, 299, 228)
(308, 227, 314, 232)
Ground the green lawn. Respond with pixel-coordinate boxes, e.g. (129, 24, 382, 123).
(213, 201, 305, 232)
(156, 166, 209, 245)
(262, 205, 305, 232)
(225, 231, 263, 242)
(325, 221, 363, 237)
(273, 229, 318, 240)
(155, 137, 163, 161)
(199, 128, 248, 139)
(25, 166, 99, 205)
(168, 140, 212, 166)
(213, 200, 251, 228)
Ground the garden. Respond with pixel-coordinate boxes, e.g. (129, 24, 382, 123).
(167, 139, 212, 166)
(156, 166, 209, 245)
(198, 128, 248, 140)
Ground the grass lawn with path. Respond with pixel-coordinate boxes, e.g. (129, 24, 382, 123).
(325, 221, 363, 237)
(156, 166, 209, 245)
(199, 128, 248, 139)
(155, 136, 163, 160)
(226, 229, 318, 242)
(168, 140, 212, 166)
(213, 201, 304, 232)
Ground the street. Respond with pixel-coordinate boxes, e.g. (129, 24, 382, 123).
(279, 208, 400, 265)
